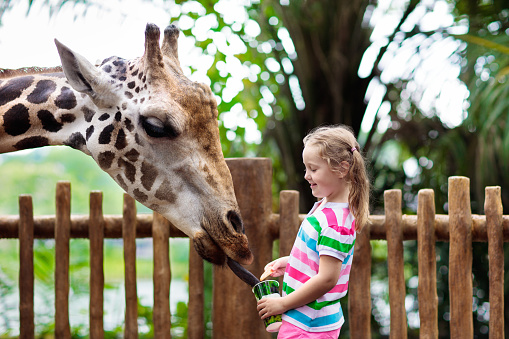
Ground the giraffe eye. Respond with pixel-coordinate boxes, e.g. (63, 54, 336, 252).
(141, 116, 179, 139)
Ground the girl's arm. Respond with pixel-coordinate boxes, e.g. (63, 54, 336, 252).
(257, 255, 342, 319)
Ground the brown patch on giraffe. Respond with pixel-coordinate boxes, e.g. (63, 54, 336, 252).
(0, 76, 34, 106)
(38, 110, 63, 132)
(118, 158, 136, 183)
(82, 106, 96, 122)
(98, 125, 115, 144)
(14, 136, 49, 150)
(124, 148, 140, 162)
(86, 126, 94, 140)
(99, 113, 110, 121)
(60, 114, 76, 123)
(115, 128, 127, 150)
(133, 189, 148, 203)
(27, 79, 57, 104)
(116, 174, 128, 191)
(3, 103, 30, 136)
(65, 132, 86, 150)
(154, 179, 177, 204)
(54, 86, 77, 110)
(98, 151, 115, 170)
(141, 161, 158, 190)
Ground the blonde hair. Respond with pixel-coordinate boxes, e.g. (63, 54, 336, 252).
(303, 125, 370, 232)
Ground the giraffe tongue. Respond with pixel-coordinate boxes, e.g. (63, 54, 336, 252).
(226, 257, 260, 287)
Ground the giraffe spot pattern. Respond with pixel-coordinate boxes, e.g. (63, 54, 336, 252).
(141, 161, 158, 191)
(155, 179, 177, 204)
(65, 132, 86, 150)
(125, 118, 134, 132)
(55, 86, 77, 110)
(124, 148, 139, 162)
(133, 189, 148, 203)
(82, 106, 96, 122)
(116, 174, 128, 191)
(115, 128, 127, 150)
(98, 151, 115, 170)
(99, 113, 110, 121)
(127, 81, 136, 89)
(14, 136, 49, 150)
(3, 103, 30, 136)
(118, 158, 136, 183)
(37, 110, 63, 132)
(98, 124, 115, 144)
(60, 114, 76, 123)
(0, 76, 34, 106)
(27, 79, 57, 104)
(86, 125, 94, 140)
(135, 133, 144, 146)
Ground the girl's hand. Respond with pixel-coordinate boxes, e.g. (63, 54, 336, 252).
(262, 256, 289, 279)
(257, 297, 287, 320)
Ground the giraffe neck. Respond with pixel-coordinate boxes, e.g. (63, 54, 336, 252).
(0, 70, 91, 155)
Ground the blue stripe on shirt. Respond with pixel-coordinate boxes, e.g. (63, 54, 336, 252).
(285, 306, 343, 328)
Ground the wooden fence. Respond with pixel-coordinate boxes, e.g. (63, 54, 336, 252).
(0, 157, 507, 338)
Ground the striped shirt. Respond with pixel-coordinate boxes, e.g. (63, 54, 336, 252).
(281, 201, 356, 332)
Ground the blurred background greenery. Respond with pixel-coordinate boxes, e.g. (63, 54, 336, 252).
(1, 0, 509, 337)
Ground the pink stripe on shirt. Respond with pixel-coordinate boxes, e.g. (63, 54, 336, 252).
(286, 265, 311, 284)
(291, 247, 319, 272)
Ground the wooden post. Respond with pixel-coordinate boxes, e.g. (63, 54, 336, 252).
(385, 189, 407, 339)
(89, 191, 105, 338)
(55, 181, 71, 339)
(213, 158, 273, 339)
(448, 177, 473, 338)
(123, 194, 138, 338)
(485, 186, 504, 339)
(188, 244, 204, 339)
(279, 190, 300, 257)
(417, 189, 438, 338)
(348, 224, 372, 339)
(153, 212, 171, 338)
(19, 194, 34, 339)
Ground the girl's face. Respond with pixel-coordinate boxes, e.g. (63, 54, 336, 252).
(302, 144, 347, 203)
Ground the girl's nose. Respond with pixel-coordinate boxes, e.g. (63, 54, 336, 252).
(304, 170, 310, 180)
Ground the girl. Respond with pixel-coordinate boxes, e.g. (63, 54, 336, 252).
(257, 125, 370, 338)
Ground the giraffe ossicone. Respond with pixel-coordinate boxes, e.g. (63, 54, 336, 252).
(0, 23, 254, 269)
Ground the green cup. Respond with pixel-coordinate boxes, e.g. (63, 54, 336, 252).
(252, 280, 283, 332)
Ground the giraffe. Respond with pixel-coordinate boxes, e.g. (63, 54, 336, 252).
(0, 23, 254, 271)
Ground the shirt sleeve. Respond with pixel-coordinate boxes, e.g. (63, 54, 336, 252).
(317, 221, 356, 262)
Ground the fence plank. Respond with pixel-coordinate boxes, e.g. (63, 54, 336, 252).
(417, 189, 438, 338)
(153, 212, 171, 338)
(348, 225, 372, 339)
(123, 194, 138, 338)
(485, 186, 504, 339)
(188, 244, 204, 339)
(55, 181, 71, 339)
(212, 158, 273, 339)
(89, 191, 105, 338)
(279, 190, 300, 257)
(18, 195, 34, 339)
(385, 189, 407, 339)
(448, 177, 473, 338)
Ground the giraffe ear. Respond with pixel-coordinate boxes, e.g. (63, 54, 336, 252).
(54, 39, 110, 100)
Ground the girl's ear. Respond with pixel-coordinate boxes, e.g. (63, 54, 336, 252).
(338, 161, 350, 179)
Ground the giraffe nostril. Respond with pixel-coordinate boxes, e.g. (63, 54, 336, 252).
(227, 210, 244, 234)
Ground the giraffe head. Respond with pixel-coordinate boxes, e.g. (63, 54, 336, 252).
(54, 23, 253, 266)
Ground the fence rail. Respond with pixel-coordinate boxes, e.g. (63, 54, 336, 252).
(0, 158, 506, 338)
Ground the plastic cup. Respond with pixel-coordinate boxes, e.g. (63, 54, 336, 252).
(252, 280, 283, 332)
